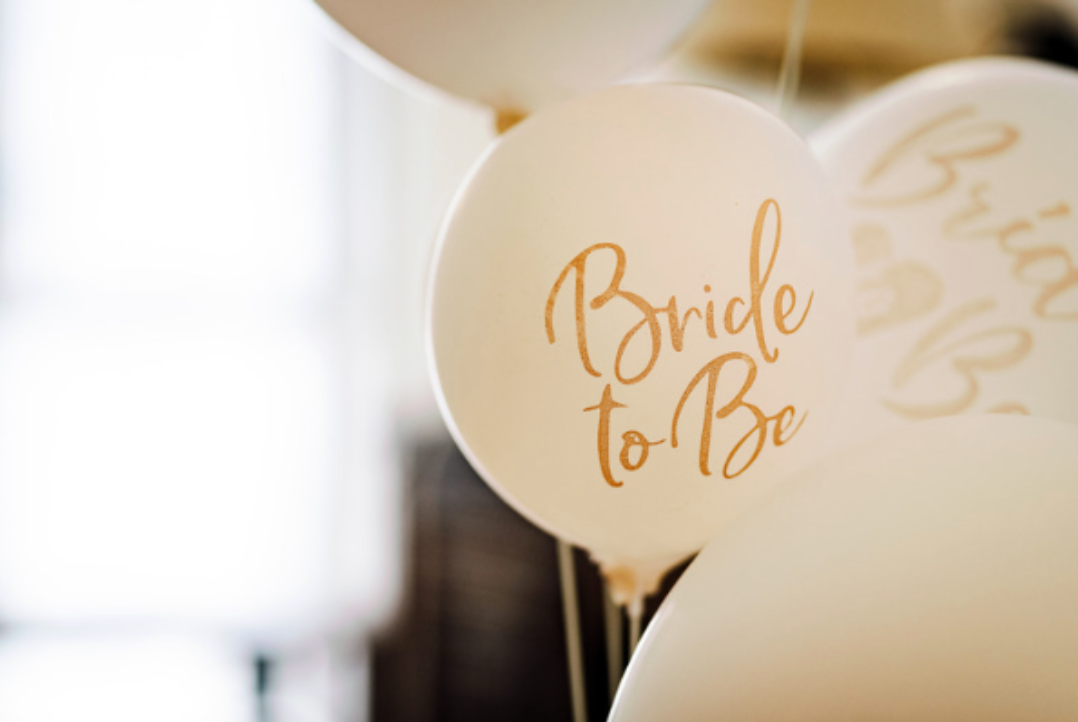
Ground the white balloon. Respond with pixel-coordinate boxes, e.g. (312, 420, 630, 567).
(811, 57, 1078, 450)
(612, 414, 1078, 722)
(311, 0, 712, 116)
(428, 84, 851, 606)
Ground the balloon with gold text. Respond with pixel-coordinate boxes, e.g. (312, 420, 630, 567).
(811, 57, 1078, 452)
(428, 84, 852, 611)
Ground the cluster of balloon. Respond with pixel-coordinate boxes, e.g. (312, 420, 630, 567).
(609, 414, 1078, 721)
(427, 83, 852, 614)
(310, 0, 713, 126)
(810, 57, 1078, 450)
(602, 56, 1078, 719)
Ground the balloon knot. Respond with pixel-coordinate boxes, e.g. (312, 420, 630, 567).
(494, 107, 527, 134)
(600, 562, 664, 619)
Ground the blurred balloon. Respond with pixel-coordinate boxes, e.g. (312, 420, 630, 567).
(310, 0, 712, 120)
(611, 414, 1078, 722)
(428, 84, 851, 610)
(811, 57, 1078, 450)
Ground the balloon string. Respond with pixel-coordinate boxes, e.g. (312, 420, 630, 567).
(558, 539, 589, 722)
(603, 580, 624, 702)
(628, 607, 642, 655)
(775, 0, 813, 122)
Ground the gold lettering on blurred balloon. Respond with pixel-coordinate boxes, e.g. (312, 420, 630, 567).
(853, 106, 1018, 208)
(546, 199, 813, 486)
(853, 224, 944, 336)
(851, 104, 1077, 419)
(986, 401, 1031, 415)
(944, 183, 1078, 320)
(854, 105, 1078, 321)
(882, 298, 1032, 419)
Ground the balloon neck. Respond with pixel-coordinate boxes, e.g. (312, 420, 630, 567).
(594, 553, 685, 619)
(494, 107, 527, 134)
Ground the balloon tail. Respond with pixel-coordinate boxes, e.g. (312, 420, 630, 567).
(775, 0, 813, 122)
(494, 107, 527, 134)
(594, 554, 681, 659)
(603, 580, 624, 702)
(595, 556, 675, 613)
(557, 539, 589, 722)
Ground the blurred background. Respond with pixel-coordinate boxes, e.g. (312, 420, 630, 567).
(0, 0, 1075, 720)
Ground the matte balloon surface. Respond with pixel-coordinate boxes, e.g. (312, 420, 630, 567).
(312, 0, 711, 114)
(611, 414, 1078, 722)
(812, 57, 1078, 449)
(428, 84, 851, 602)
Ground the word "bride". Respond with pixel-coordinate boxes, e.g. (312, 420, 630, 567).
(544, 198, 814, 483)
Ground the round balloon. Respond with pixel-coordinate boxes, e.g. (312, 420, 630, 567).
(311, 0, 712, 117)
(428, 84, 852, 607)
(611, 414, 1078, 721)
(811, 57, 1078, 450)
